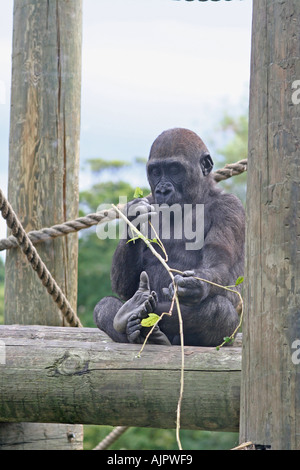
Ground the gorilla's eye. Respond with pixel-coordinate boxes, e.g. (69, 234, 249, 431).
(150, 167, 161, 178)
(169, 164, 181, 175)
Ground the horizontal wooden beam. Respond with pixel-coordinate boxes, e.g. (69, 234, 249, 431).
(0, 325, 241, 431)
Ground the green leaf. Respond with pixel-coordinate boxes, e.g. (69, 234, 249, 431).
(133, 187, 144, 199)
(141, 313, 160, 328)
(126, 236, 140, 244)
(223, 336, 234, 344)
(235, 276, 244, 286)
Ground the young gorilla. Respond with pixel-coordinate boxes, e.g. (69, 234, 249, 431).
(94, 128, 245, 347)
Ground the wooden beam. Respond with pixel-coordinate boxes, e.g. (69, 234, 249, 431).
(0, 326, 241, 432)
(240, 0, 300, 450)
(1, 0, 83, 450)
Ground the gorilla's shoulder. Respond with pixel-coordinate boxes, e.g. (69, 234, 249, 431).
(220, 192, 244, 210)
(208, 191, 245, 224)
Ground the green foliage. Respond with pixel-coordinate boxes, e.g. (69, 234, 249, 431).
(0, 257, 4, 284)
(216, 113, 248, 204)
(235, 276, 244, 286)
(78, 233, 118, 327)
(141, 313, 160, 328)
(0, 258, 4, 324)
(80, 181, 138, 214)
(0, 284, 4, 325)
(133, 187, 144, 199)
(86, 158, 129, 174)
(83, 426, 239, 450)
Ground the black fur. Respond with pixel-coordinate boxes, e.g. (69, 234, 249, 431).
(94, 128, 245, 346)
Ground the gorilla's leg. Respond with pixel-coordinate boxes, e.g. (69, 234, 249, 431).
(94, 272, 170, 345)
(94, 296, 129, 343)
(113, 272, 157, 334)
(171, 295, 240, 347)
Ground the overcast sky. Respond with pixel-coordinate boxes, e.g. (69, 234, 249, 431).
(0, 0, 252, 249)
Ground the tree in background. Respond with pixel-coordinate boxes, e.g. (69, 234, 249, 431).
(215, 113, 248, 204)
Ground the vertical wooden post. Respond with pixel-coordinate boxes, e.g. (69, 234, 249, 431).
(0, 0, 83, 450)
(240, 0, 300, 450)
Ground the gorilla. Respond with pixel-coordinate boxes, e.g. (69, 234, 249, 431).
(94, 128, 245, 347)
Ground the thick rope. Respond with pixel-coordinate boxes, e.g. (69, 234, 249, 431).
(0, 188, 83, 328)
(93, 426, 129, 450)
(0, 159, 247, 252)
(213, 158, 247, 182)
(0, 208, 117, 251)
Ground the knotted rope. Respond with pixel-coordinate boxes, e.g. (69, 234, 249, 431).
(0, 208, 117, 251)
(0, 188, 82, 328)
(213, 158, 247, 182)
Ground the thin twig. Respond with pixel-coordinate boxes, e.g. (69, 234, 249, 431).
(149, 221, 168, 262)
(112, 204, 184, 450)
(137, 289, 175, 357)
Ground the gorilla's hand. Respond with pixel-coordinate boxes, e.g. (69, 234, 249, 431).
(124, 197, 157, 227)
(163, 271, 210, 306)
(113, 271, 157, 335)
(126, 313, 171, 345)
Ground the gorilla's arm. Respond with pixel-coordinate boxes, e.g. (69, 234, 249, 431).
(195, 195, 244, 284)
(111, 237, 144, 300)
(164, 195, 245, 306)
(111, 197, 155, 300)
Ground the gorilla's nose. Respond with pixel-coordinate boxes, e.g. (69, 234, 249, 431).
(155, 183, 174, 203)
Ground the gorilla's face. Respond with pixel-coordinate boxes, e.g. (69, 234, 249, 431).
(147, 159, 187, 205)
(147, 128, 213, 205)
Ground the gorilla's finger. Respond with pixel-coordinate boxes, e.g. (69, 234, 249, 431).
(128, 317, 142, 327)
(143, 298, 152, 312)
(182, 270, 195, 277)
(177, 286, 190, 296)
(162, 287, 170, 298)
(139, 305, 150, 318)
(128, 330, 141, 343)
(162, 286, 174, 300)
(151, 291, 158, 303)
(174, 275, 185, 286)
(148, 294, 157, 311)
(138, 271, 150, 292)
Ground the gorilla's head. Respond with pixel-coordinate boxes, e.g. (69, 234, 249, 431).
(147, 128, 214, 205)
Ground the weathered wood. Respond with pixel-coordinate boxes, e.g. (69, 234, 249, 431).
(240, 0, 300, 450)
(0, 423, 84, 451)
(0, 326, 242, 432)
(1, 0, 83, 450)
(5, 0, 82, 325)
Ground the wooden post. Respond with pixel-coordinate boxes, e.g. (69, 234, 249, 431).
(0, 0, 83, 450)
(240, 0, 300, 450)
(0, 326, 242, 432)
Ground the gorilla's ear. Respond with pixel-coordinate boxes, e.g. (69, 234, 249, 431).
(200, 153, 214, 176)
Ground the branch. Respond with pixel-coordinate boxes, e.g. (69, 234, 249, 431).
(112, 204, 184, 450)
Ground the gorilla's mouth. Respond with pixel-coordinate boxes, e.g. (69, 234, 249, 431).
(154, 189, 176, 205)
